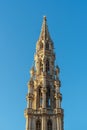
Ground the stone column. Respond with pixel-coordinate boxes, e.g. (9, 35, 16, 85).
(58, 99, 61, 108)
(32, 117, 35, 130)
(59, 117, 62, 130)
(29, 99, 32, 109)
(57, 116, 62, 130)
(53, 117, 56, 130)
(56, 97, 59, 108)
(29, 117, 31, 130)
(27, 100, 29, 108)
(42, 90, 46, 108)
(25, 116, 29, 130)
(42, 116, 46, 130)
(34, 117, 36, 130)
(57, 117, 60, 130)
(34, 89, 37, 109)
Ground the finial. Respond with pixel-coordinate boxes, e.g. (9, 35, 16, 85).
(43, 16, 47, 21)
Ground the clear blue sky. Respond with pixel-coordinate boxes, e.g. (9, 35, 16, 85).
(0, 0, 87, 130)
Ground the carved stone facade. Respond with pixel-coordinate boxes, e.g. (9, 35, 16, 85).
(24, 16, 64, 130)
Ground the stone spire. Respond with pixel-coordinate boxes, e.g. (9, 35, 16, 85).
(24, 17, 64, 130)
(39, 16, 52, 41)
(36, 16, 54, 53)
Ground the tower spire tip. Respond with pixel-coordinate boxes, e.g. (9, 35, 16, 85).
(43, 16, 47, 21)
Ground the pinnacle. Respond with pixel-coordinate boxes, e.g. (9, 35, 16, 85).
(39, 16, 52, 41)
(43, 16, 47, 21)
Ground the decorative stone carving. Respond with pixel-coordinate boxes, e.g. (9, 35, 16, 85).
(24, 16, 64, 130)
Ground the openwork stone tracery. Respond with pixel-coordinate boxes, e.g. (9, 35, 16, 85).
(24, 16, 64, 130)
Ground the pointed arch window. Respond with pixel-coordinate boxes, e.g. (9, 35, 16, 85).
(36, 120, 41, 130)
(37, 87, 42, 108)
(47, 120, 52, 130)
(46, 59, 50, 73)
(46, 86, 51, 107)
(46, 43, 49, 50)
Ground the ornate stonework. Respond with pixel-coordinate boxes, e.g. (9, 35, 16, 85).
(24, 16, 64, 130)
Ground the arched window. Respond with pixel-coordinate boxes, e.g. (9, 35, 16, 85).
(39, 88, 42, 107)
(46, 86, 51, 107)
(47, 120, 52, 130)
(36, 120, 41, 130)
(46, 59, 50, 73)
(40, 42, 43, 49)
(37, 87, 42, 108)
(46, 43, 49, 50)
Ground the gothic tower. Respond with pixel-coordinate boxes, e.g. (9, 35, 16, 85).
(24, 16, 64, 130)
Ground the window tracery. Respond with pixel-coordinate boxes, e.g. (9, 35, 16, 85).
(37, 86, 42, 108)
(46, 59, 50, 73)
(36, 120, 41, 130)
(46, 43, 49, 50)
(46, 86, 51, 107)
(47, 120, 52, 130)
